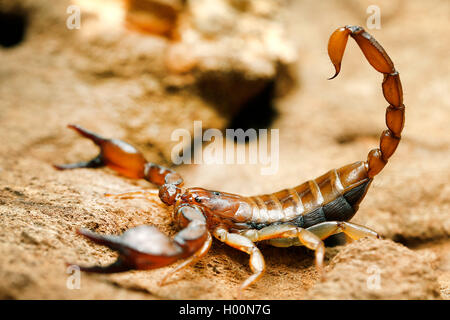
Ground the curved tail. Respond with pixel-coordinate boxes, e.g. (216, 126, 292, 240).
(328, 26, 405, 178)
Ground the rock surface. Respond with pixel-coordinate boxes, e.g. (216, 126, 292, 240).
(0, 0, 448, 299)
(307, 238, 441, 299)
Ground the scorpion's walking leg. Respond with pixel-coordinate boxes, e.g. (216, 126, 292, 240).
(306, 221, 380, 241)
(74, 206, 211, 274)
(213, 227, 265, 298)
(242, 224, 325, 278)
(104, 189, 160, 200)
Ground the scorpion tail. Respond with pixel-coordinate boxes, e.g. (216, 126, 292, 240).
(328, 26, 405, 178)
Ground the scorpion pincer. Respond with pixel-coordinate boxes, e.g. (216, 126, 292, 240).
(55, 26, 405, 298)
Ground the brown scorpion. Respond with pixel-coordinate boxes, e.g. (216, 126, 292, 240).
(55, 26, 405, 297)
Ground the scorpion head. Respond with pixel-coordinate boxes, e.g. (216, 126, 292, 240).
(179, 188, 249, 220)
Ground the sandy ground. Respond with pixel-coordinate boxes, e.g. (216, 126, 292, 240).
(0, 0, 449, 299)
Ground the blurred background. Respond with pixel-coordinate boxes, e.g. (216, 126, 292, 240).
(0, 0, 448, 299)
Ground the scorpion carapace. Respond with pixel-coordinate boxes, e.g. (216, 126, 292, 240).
(55, 26, 404, 298)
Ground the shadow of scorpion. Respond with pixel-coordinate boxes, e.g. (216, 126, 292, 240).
(55, 26, 405, 298)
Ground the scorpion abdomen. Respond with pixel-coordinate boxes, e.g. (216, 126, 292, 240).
(242, 161, 372, 230)
(298, 179, 371, 228)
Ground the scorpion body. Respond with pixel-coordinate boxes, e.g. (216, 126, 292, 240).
(55, 26, 404, 297)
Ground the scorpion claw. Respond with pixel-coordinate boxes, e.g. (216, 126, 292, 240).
(67, 124, 107, 145)
(53, 154, 105, 171)
(75, 207, 210, 274)
(53, 125, 107, 170)
(75, 259, 132, 274)
(76, 226, 186, 271)
(55, 124, 184, 187)
(327, 71, 339, 81)
(55, 124, 147, 179)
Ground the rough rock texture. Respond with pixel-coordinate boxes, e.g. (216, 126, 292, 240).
(0, 0, 448, 299)
(306, 238, 441, 299)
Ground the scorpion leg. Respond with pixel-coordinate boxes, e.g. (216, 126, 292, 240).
(104, 189, 160, 201)
(74, 205, 210, 275)
(213, 227, 265, 299)
(243, 224, 325, 278)
(246, 222, 376, 277)
(306, 221, 380, 241)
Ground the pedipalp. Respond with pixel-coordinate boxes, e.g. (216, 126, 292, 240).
(75, 205, 210, 275)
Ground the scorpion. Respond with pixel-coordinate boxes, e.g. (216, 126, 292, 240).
(55, 26, 404, 298)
